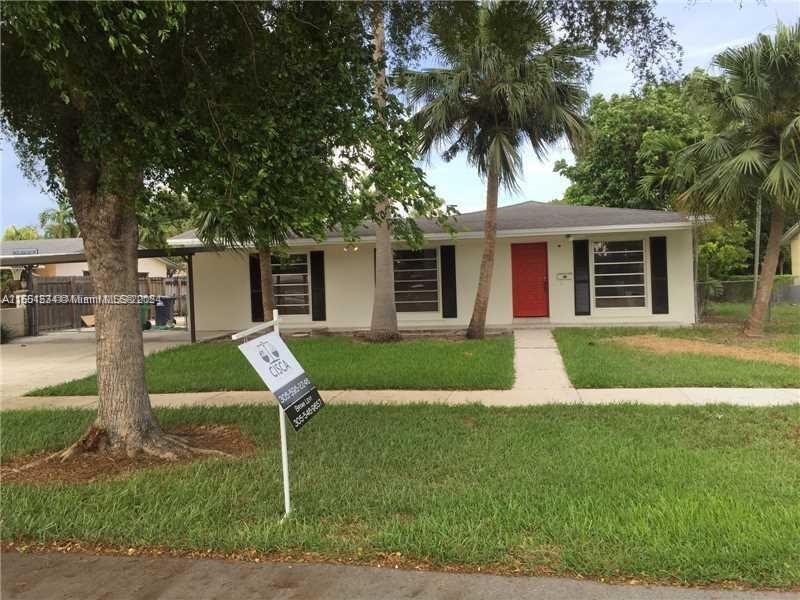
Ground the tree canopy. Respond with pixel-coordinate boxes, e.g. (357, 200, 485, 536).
(2, 225, 39, 241)
(555, 77, 712, 210)
(0, 1, 447, 456)
(405, 1, 590, 338)
(673, 21, 800, 336)
(407, 3, 590, 191)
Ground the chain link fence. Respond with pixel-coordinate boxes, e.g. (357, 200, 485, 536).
(696, 275, 800, 320)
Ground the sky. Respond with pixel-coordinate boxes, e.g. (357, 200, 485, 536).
(2, 0, 798, 230)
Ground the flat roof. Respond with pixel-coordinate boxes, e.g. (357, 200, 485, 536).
(0, 238, 194, 267)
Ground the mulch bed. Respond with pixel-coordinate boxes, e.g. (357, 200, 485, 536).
(1, 425, 256, 486)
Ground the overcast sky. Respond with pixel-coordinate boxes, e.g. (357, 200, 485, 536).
(2, 0, 798, 229)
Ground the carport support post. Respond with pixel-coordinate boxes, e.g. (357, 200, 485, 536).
(275, 308, 292, 517)
(187, 253, 196, 343)
(24, 266, 37, 337)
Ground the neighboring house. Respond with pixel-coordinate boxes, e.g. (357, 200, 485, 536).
(167, 201, 697, 332)
(782, 222, 800, 283)
(0, 238, 177, 278)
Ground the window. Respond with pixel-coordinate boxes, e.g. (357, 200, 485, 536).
(592, 240, 646, 308)
(272, 254, 309, 315)
(393, 248, 439, 312)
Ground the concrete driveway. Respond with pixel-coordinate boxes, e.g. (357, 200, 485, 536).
(0, 329, 189, 399)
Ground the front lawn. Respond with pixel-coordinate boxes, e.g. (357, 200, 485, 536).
(704, 301, 800, 336)
(2, 404, 799, 588)
(554, 303, 799, 388)
(28, 335, 515, 396)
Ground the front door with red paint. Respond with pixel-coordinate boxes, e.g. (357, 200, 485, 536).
(511, 243, 549, 317)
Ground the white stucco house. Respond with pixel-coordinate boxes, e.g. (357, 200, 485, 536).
(0, 238, 177, 278)
(166, 201, 697, 333)
(783, 222, 800, 283)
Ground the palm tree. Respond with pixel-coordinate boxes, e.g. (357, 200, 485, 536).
(2, 225, 39, 240)
(673, 21, 800, 337)
(405, 1, 590, 338)
(39, 200, 79, 238)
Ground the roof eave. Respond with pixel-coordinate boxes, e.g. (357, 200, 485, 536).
(167, 220, 693, 249)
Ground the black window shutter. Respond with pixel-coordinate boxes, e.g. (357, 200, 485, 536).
(440, 245, 457, 318)
(650, 237, 669, 314)
(310, 251, 326, 321)
(249, 254, 264, 322)
(573, 240, 590, 316)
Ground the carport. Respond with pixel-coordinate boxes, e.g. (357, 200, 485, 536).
(0, 247, 201, 343)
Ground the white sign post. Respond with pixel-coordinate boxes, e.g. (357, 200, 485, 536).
(231, 309, 324, 518)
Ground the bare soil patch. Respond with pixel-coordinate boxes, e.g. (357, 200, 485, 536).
(1, 424, 255, 485)
(612, 334, 800, 367)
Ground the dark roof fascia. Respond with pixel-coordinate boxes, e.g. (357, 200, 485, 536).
(0, 247, 205, 268)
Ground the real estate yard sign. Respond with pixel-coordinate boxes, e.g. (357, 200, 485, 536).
(238, 331, 324, 431)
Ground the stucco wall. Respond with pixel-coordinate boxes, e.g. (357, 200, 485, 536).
(791, 236, 800, 283)
(190, 226, 696, 332)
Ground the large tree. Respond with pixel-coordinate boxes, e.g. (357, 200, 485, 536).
(0, 2, 379, 457)
(364, 2, 450, 342)
(2, 2, 188, 458)
(555, 78, 712, 210)
(672, 22, 800, 337)
(406, 2, 589, 338)
(177, 3, 444, 327)
(167, 1, 375, 322)
(366, 0, 680, 340)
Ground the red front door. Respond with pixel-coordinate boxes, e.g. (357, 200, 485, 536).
(511, 243, 549, 317)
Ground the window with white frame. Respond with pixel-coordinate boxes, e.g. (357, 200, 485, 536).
(272, 254, 310, 315)
(393, 248, 439, 312)
(592, 240, 646, 308)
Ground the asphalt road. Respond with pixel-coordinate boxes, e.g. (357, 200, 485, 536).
(2, 552, 796, 600)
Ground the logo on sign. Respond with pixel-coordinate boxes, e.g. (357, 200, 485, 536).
(257, 340, 292, 377)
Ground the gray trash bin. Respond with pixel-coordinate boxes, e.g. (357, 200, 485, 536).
(154, 296, 176, 327)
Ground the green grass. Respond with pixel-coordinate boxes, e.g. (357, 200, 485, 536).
(554, 326, 799, 388)
(2, 405, 799, 587)
(554, 303, 799, 388)
(704, 302, 800, 335)
(28, 336, 515, 396)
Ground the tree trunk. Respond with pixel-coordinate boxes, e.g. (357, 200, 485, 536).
(466, 167, 500, 339)
(744, 203, 784, 337)
(58, 155, 215, 460)
(367, 5, 400, 341)
(258, 248, 275, 320)
(370, 200, 399, 340)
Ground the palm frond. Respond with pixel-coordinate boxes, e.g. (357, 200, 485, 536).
(403, 0, 591, 190)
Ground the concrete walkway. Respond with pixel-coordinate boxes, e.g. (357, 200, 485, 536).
(4, 386, 797, 411)
(2, 329, 797, 410)
(3, 552, 794, 600)
(512, 329, 574, 392)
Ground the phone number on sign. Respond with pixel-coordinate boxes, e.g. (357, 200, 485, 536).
(277, 376, 312, 405)
(291, 398, 323, 429)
